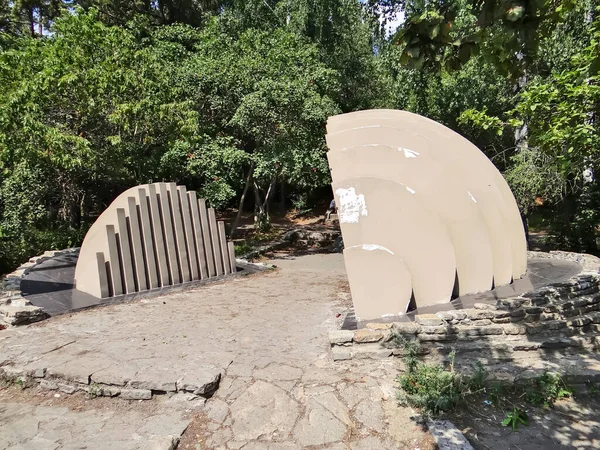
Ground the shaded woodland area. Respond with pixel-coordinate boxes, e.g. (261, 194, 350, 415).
(0, 0, 599, 272)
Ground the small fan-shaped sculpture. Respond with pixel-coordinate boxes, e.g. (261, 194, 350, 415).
(326, 110, 527, 321)
(75, 182, 236, 298)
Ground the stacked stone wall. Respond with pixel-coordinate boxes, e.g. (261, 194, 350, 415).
(330, 251, 600, 369)
(0, 248, 79, 327)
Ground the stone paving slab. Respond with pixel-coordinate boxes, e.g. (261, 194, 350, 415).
(0, 397, 189, 450)
(1, 254, 436, 449)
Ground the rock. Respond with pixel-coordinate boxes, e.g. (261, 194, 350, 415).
(176, 369, 221, 395)
(510, 309, 526, 319)
(421, 325, 456, 334)
(392, 322, 421, 334)
(120, 388, 152, 400)
(513, 343, 540, 351)
(428, 419, 474, 450)
(32, 368, 46, 378)
(503, 324, 527, 335)
(416, 314, 443, 326)
(365, 322, 392, 330)
(40, 379, 59, 390)
(470, 319, 492, 326)
(129, 378, 177, 392)
(230, 380, 300, 441)
(99, 385, 121, 397)
(331, 236, 344, 253)
(0, 305, 48, 325)
(466, 310, 495, 320)
(328, 330, 355, 344)
(353, 329, 384, 343)
(568, 316, 592, 327)
(492, 317, 511, 324)
(457, 326, 503, 337)
(541, 338, 577, 349)
(332, 347, 352, 361)
(418, 334, 457, 342)
(58, 383, 77, 394)
(473, 303, 496, 310)
(352, 345, 392, 359)
(493, 310, 510, 319)
(436, 310, 467, 321)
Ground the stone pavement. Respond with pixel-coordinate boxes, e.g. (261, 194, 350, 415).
(0, 391, 190, 450)
(0, 254, 433, 449)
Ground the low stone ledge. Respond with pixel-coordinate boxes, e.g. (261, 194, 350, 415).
(1, 247, 79, 328)
(0, 362, 221, 402)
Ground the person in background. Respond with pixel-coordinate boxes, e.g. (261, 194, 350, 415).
(325, 198, 336, 221)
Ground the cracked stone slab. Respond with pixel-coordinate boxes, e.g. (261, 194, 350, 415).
(230, 380, 300, 441)
(0, 402, 189, 450)
(253, 363, 304, 381)
(292, 396, 349, 446)
(205, 397, 230, 423)
(176, 368, 222, 395)
(354, 399, 385, 432)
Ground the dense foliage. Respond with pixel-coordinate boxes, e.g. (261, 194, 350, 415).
(0, 0, 599, 271)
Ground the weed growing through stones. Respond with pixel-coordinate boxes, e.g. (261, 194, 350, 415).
(524, 372, 572, 408)
(393, 334, 573, 429)
(502, 407, 528, 431)
(585, 382, 600, 397)
(88, 383, 101, 399)
(1, 374, 30, 390)
(395, 337, 487, 417)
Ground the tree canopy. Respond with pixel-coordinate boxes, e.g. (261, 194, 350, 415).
(0, 0, 599, 271)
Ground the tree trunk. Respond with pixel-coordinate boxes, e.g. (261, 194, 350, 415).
(253, 181, 265, 228)
(279, 179, 285, 214)
(28, 8, 35, 37)
(230, 163, 254, 238)
(253, 177, 276, 232)
(264, 177, 276, 216)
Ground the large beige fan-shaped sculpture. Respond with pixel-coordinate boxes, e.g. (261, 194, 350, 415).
(327, 110, 527, 321)
(75, 182, 236, 298)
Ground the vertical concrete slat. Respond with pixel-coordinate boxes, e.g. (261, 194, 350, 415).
(178, 186, 199, 280)
(106, 225, 123, 296)
(208, 207, 224, 276)
(95, 252, 109, 298)
(227, 241, 237, 274)
(158, 183, 181, 285)
(188, 191, 208, 279)
(127, 196, 148, 291)
(167, 183, 191, 283)
(137, 188, 159, 289)
(116, 208, 136, 293)
(148, 184, 170, 287)
(198, 199, 216, 277)
(218, 221, 231, 274)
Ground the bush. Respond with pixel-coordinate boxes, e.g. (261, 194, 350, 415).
(395, 338, 487, 417)
(0, 226, 88, 275)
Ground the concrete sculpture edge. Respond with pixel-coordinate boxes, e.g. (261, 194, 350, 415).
(326, 109, 527, 321)
(74, 182, 236, 298)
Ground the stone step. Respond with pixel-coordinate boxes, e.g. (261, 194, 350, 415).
(0, 304, 48, 326)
